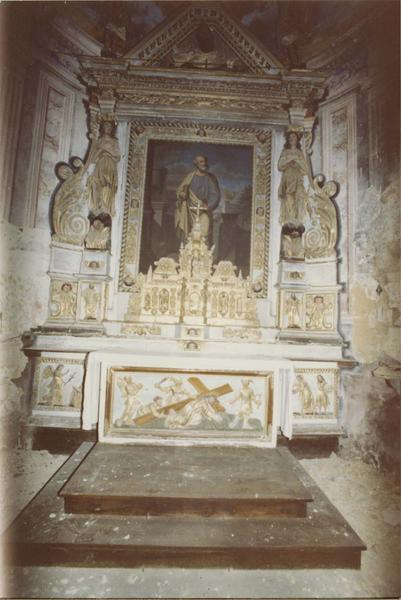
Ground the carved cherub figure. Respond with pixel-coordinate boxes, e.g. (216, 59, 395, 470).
(85, 218, 110, 250)
(51, 282, 76, 319)
(306, 295, 333, 330)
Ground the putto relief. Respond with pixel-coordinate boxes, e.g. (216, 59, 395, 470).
(49, 280, 78, 320)
(85, 217, 111, 250)
(305, 294, 335, 330)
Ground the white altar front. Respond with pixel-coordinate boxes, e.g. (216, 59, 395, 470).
(82, 350, 294, 447)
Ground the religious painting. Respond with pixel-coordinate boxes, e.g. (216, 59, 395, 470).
(138, 140, 254, 277)
(101, 367, 273, 443)
(292, 368, 339, 420)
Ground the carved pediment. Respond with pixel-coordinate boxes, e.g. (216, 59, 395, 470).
(124, 5, 284, 75)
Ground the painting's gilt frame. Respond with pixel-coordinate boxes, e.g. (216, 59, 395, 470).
(118, 121, 272, 297)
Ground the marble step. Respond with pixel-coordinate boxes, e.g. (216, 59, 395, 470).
(58, 444, 313, 518)
(4, 443, 366, 569)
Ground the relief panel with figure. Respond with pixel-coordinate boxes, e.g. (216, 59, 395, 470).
(292, 368, 339, 419)
(102, 368, 273, 442)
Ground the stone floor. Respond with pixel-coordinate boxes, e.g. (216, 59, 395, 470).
(1, 448, 400, 599)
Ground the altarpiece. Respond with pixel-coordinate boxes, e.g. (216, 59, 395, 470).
(27, 5, 348, 446)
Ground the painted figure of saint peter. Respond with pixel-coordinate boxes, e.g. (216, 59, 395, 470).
(175, 155, 221, 240)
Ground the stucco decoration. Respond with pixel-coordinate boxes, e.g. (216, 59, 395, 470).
(52, 159, 90, 246)
(304, 176, 338, 259)
(52, 116, 120, 246)
(277, 127, 339, 262)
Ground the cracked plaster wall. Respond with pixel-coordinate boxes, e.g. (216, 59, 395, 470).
(326, 7, 400, 472)
(0, 222, 51, 444)
(1, 14, 89, 443)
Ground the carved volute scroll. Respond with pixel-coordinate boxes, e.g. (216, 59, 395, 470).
(52, 159, 90, 246)
(52, 112, 120, 247)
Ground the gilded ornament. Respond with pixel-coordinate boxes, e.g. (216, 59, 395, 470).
(85, 218, 111, 250)
(50, 281, 77, 319)
(125, 222, 138, 264)
(278, 130, 312, 227)
(52, 159, 90, 246)
(118, 121, 272, 296)
(40, 365, 73, 407)
(284, 293, 302, 328)
(304, 176, 338, 259)
(87, 120, 121, 217)
(82, 284, 101, 320)
(124, 215, 259, 326)
(305, 294, 334, 330)
(223, 327, 261, 340)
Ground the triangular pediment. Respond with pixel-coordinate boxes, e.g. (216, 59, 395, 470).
(124, 4, 284, 74)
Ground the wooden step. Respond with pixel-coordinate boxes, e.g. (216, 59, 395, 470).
(4, 443, 366, 569)
(58, 443, 313, 518)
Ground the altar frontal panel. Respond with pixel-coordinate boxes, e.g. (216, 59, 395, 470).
(101, 368, 273, 444)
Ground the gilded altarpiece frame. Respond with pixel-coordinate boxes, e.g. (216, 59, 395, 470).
(118, 122, 272, 297)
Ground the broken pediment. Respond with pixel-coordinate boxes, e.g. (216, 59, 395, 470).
(124, 4, 285, 75)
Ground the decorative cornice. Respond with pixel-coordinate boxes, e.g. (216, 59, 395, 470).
(80, 60, 326, 121)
